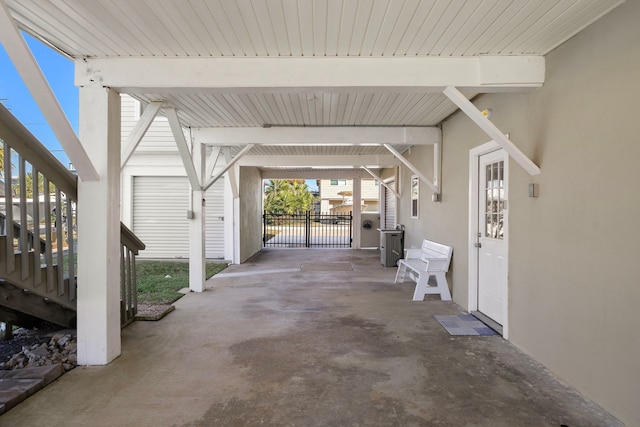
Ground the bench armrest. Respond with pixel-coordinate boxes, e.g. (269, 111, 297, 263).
(404, 248, 422, 259)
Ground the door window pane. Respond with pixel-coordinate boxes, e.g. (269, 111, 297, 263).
(484, 160, 505, 240)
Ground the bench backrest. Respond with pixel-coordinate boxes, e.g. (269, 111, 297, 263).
(419, 239, 453, 272)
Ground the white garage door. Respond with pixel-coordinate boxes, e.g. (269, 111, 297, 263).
(133, 176, 225, 259)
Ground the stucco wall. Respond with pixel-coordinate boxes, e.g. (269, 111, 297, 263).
(239, 166, 263, 263)
(396, 2, 640, 424)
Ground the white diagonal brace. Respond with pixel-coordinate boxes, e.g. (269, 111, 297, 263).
(443, 86, 540, 176)
(383, 144, 438, 193)
(0, 2, 99, 181)
(205, 146, 222, 179)
(203, 144, 254, 192)
(221, 147, 238, 198)
(363, 167, 400, 199)
(121, 101, 163, 168)
(165, 107, 201, 190)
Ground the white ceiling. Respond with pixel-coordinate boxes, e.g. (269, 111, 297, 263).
(7, 0, 625, 127)
(1, 0, 627, 172)
(9, 0, 623, 58)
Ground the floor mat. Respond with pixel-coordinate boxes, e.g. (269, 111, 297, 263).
(433, 314, 497, 336)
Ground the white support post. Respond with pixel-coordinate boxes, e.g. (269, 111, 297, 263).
(352, 178, 362, 250)
(121, 101, 163, 168)
(232, 166, 241, 264)
(443, 86, 541, 176)
(77, 86, 121, 365)
(224, 176, 235, 263)
(165, 107, 202, 190)
(189, 142, 206, 292)
(0, 2, 99, 181)
(363, 167, 400, 198)
(383, 144, 438, 193)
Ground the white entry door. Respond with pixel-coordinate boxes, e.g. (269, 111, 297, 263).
(477, 150, 508, 325)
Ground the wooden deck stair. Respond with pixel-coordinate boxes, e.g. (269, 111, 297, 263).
(0, 102, 144, 330)
(0, 236, 76, 328)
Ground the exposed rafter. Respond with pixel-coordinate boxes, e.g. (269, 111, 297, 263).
(121, 101, 163, 168)
(76, 56, 545, 93)
(443, 86, 540, 176)
(193, 127, 440, 146)
(0, 2, 98, 181)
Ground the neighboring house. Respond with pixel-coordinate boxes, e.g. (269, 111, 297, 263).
(119, 95, 228, 260)
(318, 179, 379, 214)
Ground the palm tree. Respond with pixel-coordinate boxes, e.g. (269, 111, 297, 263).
(263, 179, 313, 214)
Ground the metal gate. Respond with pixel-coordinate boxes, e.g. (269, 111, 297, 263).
(263, 211, 352, 248)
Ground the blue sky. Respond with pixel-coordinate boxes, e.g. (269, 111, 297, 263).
(0, 32, 76, 166)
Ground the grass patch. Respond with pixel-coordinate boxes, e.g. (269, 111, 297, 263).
(136, 261, 227, 305)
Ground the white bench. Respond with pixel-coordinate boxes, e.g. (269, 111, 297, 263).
(394, 239, 453, 301)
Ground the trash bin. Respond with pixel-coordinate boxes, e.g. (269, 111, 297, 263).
(379, 224, 404, 267)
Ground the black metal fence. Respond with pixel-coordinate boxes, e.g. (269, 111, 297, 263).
(263, 211, 352, 248)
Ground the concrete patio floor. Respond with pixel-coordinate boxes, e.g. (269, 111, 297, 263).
(1, 249, 620, 426)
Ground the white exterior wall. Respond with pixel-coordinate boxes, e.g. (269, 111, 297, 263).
(394, 2, 640, 424)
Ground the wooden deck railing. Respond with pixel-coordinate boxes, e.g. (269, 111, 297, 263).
(0, 103, 144, 327)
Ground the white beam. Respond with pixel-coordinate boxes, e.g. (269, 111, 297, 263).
(193, 127, 440, 146)
(121, 101, 163, 168)
(165, 107, 201, 189)
(238, 154, 400, 168)
(76, 56, 544, 92)
(443, 86, 540, 176)
(0, 2, 99, 181)
(363, 167, 400, 199)
(203, 144, 254, 192)
(383, 144, 438, 193)
(262, 169, 372, 180)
